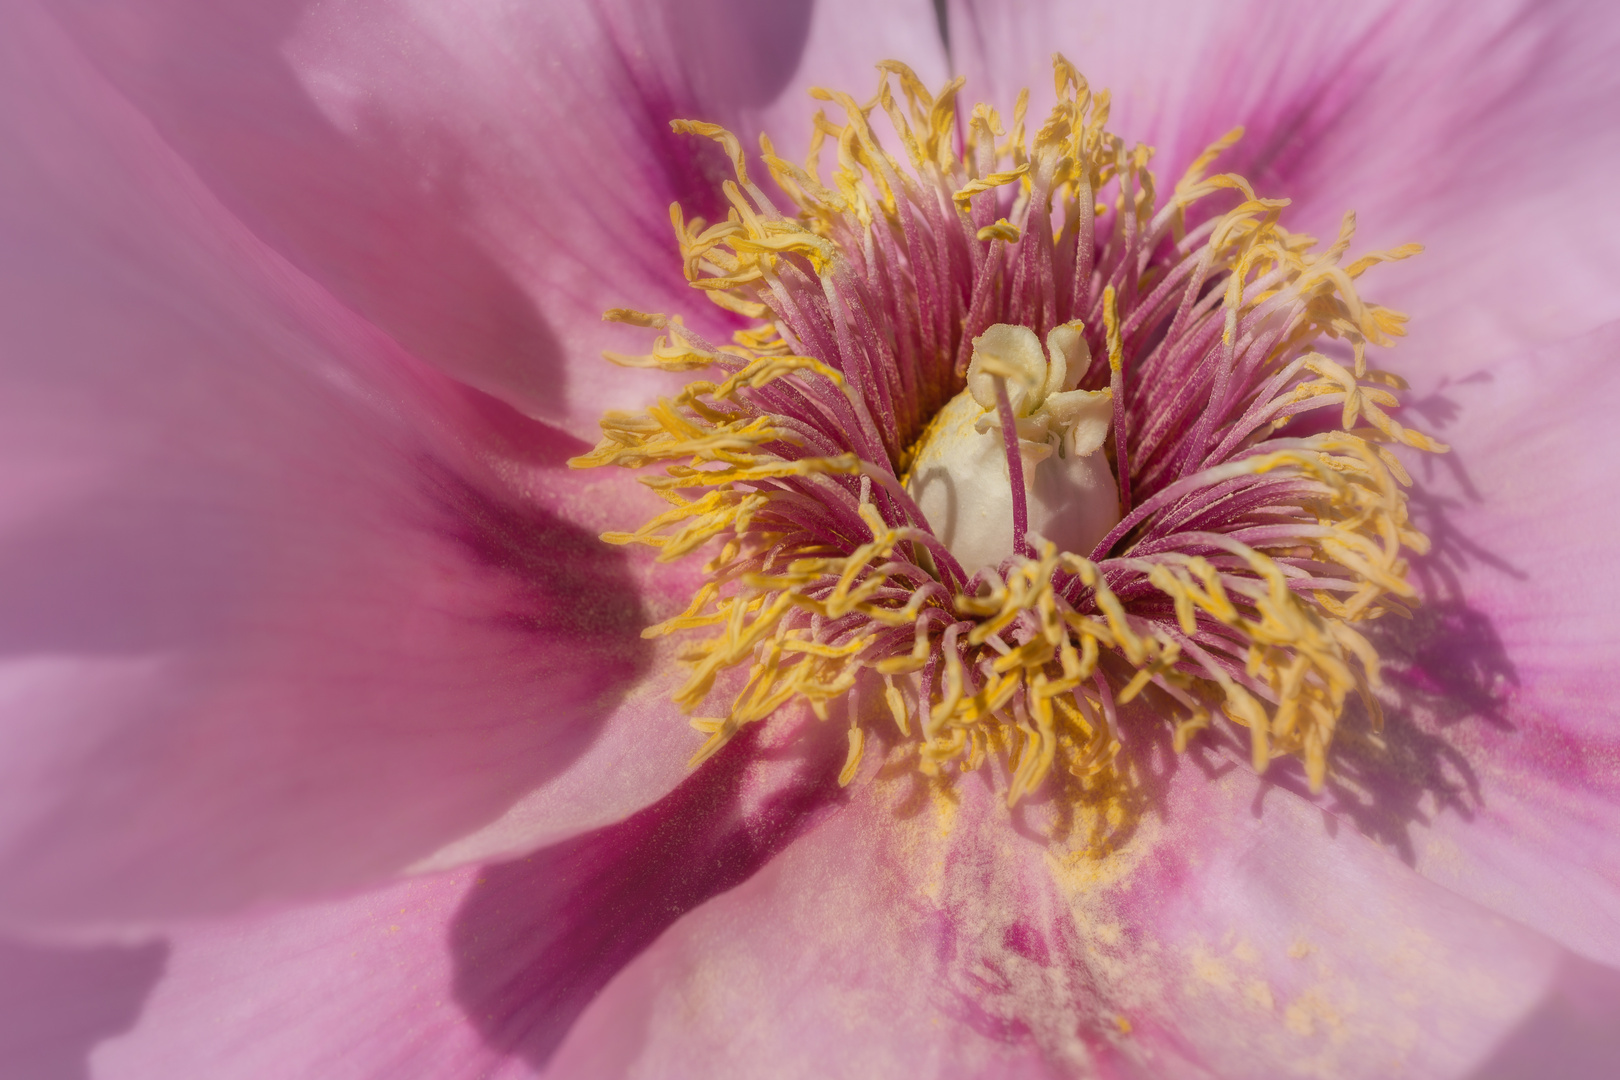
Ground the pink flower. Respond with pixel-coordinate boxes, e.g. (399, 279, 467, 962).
(2, 0, 1618, 1076)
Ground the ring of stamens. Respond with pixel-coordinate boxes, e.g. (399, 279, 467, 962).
(573, 56, 1443, 805)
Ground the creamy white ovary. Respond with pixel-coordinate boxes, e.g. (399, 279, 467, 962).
(906, 323, 1120, 573)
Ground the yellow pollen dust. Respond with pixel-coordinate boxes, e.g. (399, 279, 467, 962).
(572, 56, 1442, 812)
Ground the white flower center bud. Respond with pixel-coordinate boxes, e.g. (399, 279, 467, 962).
(906, 322, 1120, 573)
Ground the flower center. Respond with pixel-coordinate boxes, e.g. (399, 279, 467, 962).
(573, 57, 1444, 813)
(906, 322, 1119, 574)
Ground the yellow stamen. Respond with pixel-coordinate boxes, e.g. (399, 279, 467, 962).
(572, 56, 1441, 814)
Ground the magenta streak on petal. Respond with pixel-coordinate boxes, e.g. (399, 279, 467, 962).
(69, 4, 1620, 1075)
(447, 713, 847, 1071)
(0, 2, 709, 924)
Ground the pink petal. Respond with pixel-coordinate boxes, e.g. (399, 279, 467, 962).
(31, 690, 1619, 1077)
(946, 0, 1620, 964)
(0, 3, 706, 925)
(1164, 326, 1620, 968)
(548, 752, 1603, 1078)
(32, 724, 1619, 1077)
(1469, 952, 1620, 1080)
(1328, 322, 1620, 965)
(65, 713, 847, 1078)
(47, 0, 949, 438)
(0, 934, 168, 1077)
(944, 0, 1620, 378)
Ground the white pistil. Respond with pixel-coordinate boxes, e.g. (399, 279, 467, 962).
(907, 323, 1121, 573)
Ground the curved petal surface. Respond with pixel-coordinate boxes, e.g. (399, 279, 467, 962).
(1181, 324, 1620, 967)
(944, 0, 1620, 381)
(944, 0, 1620, 964)
(1325, 322, 1620, 965)
(46, 0, 949, 437)
(545, 749, 1599, 1078)
(0, 2, 700, 925)
(81, 712, 847, 1078)
(40, 722, 1620, 1078)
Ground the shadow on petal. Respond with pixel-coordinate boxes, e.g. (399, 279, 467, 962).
(1317, 431, 1524, 863)
(670, 0, 815, 108)
(1201, 439, 1525, 867)
(0, 935, 168, 1080)
(448, 715, 847, 1071)
(51, 0, 572, 417)
(1468, 953, 1620, 1080)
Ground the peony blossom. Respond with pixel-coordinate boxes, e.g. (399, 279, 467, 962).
(2, 0, 1620, 1076)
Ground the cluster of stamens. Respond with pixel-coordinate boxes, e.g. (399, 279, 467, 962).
(572, 56, 1443, 806)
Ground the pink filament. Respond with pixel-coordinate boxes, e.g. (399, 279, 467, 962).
(655, 94, 1416, 735)
(992, 375, 1035, 559)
